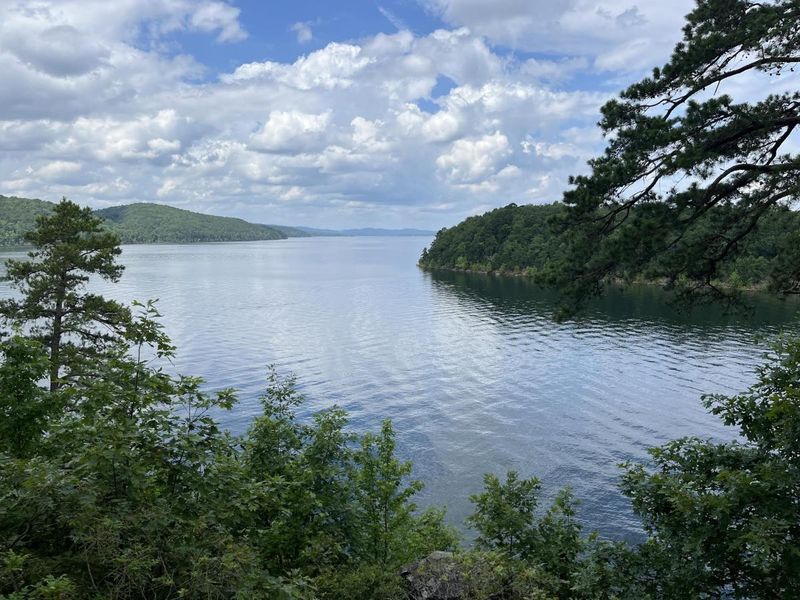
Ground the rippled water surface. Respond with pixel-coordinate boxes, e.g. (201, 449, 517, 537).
(2, 237, 798, 540)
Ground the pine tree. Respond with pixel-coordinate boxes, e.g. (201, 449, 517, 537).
(0, 198, 129, 391)
(550, 0, 800, 310)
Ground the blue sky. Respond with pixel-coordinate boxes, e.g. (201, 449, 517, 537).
(1, 0, 707, 228)
(173, 1, 444, 70)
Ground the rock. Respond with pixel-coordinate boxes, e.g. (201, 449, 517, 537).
(400, 551, 466, 600)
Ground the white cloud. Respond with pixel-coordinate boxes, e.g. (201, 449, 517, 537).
(0, 1, 224, 121)
(2, 1, 757, 228)
(48, 110, 193, 163)
(422, 111, 461, 142)
(421, 0, 694, 72)
(4, 24, 110, 77)
(594, 38, 652, 72)
(189, 2, 247, 42)
(224, 43, 374, 89)
(34, 160, 82, 180)
(520, 57, 589, 82)
(291, 21, 313, 44)
(351, 117, 392, 152)
(395, 104, 461, 142)
(249, 111, 331, 153)
(436, 132, 511, 183)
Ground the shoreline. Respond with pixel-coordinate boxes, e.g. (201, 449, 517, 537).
(417, 263, 773, 294)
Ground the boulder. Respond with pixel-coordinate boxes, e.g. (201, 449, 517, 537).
(400, 551, 466, 600)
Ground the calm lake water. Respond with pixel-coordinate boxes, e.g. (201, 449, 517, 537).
(2, 237, 798, 541)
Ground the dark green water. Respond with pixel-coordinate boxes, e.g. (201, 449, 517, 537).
(1, 237, 797, 540)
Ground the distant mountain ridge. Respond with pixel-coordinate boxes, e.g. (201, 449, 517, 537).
(263, 224, 312, 238)
(294, 226, 435, 237)
(0, 196, 435, 246)
(95, 203, 285, 243)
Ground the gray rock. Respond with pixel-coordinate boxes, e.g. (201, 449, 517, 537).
(400, 551, 466, 600)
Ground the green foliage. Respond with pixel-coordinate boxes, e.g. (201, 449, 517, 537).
(468, 471, 541, 557)
(621, 337, 800, 598)
(314, 564, 407, 600)
(242, 370, 357, 574)
(96, 203, 286, 243)
(352, 420, 425, 565)
(265, 224, 314, 238)
(466, 475, 590, 599)
(0, 334, 455, 598)
(0, 196, 54, 247)
(0, 358, 456, 599)
(0, 198, 130, 391)
(0, 551, 76, 599)
(0, 335, 52, 458)
(546, 0, 800, 309)
(0, 196, 287, 246)
(419, 203, 565, 275)
(420, 202, 800, 299)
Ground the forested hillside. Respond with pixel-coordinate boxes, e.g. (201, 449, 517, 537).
(420, 203, 800, 288)
(419, 203, 566, 276)
(264, 224, 313, 237)
(0, 197, 429, 245)
(0, 197, 287, 245)
(0, 196, 54, 245)
(96, 203, 285, 243)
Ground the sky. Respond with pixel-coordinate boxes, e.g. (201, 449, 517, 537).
(0, 0, 701, 229)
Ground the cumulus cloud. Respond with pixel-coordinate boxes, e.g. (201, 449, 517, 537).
(0, 1, 233, 121)
(46, 110, 194, 164)
(34, 160, 82, 181)
(0, 1, 733, 228)
(436, 132, 511, 183)
(4, 24, 109, 77)
(396, 104, 461, 142)
(421, 0, 694, 72)
(250, 111, 332, 153)
(224, 43, 374, 89)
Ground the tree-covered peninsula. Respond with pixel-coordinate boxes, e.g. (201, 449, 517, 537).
(420, 202, 800, 292)
(423, 0, 800, 306)
(543, 0, 800, 310)
(0, 196, 286, 246)
(95, 203, 285, 243)
(419, 203, 566, 276)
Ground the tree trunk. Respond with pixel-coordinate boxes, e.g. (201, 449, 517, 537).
(49, 296, 63, 392)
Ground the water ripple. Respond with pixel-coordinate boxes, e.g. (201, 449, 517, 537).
(1, 237, 797, 542)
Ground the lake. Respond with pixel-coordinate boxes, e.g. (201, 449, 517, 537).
(2, 236, 798, 541)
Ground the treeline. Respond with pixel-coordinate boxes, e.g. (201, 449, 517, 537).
(96, 203, 284, 243)
(0, 196, 54, 246)
(1, 205, 797, 598)
(420, 204, 565, 277)
(420, 203, 800, 289)
(0, 196, 286, 245)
